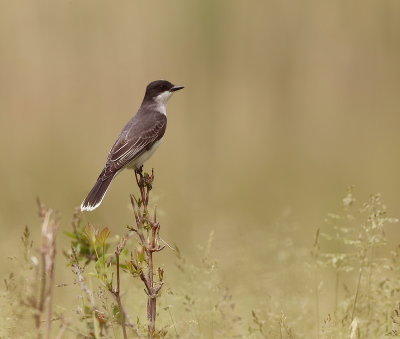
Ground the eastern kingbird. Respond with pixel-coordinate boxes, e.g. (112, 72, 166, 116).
(81, 80, 184, 211)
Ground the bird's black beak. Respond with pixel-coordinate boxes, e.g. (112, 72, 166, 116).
(170, 85, 184, 92)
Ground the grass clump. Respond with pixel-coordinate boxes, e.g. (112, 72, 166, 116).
(314, 189, 400, 338)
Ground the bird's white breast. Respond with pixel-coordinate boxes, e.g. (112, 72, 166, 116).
(154, 91, 172, 115)
(126, 138, 163, 170)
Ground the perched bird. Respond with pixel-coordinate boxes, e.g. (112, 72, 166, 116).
(81, 80, 184, 211)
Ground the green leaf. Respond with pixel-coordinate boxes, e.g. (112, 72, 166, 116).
(96, 227, 110, 247)
(113, 305, 122, 322)
(136, 245, 145, 263)
(64, 231, 78, 239)
(84, 224, 97, 247)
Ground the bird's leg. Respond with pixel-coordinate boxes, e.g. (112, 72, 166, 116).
(136, 165, 143, 175)
(134, 167, 142, 188)
(134, 165, 145, 190)
(134, 166, 148, 214)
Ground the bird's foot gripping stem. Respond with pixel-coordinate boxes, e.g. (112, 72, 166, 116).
(134, 167, 154, 210)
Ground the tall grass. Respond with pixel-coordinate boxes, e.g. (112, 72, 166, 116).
(1, 187, 400, 338)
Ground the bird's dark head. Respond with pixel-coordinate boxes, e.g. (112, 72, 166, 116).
(143, 80, 184, 104)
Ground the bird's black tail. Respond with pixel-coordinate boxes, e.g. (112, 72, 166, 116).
(81, 173, 115, 211)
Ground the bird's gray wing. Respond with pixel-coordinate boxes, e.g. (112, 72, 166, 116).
(100, 114, 167, 179)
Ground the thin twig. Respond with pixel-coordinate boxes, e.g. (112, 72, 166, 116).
(160, 238, 176, 251)
(113, 249, 128, 339)
(351, 267, 363, 321)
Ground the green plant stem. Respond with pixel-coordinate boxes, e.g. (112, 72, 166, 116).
(114, 253, 128, 339)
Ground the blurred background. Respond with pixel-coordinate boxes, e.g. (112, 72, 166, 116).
(1, 0, 400, 334)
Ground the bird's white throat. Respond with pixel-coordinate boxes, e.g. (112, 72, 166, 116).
(154, 91, 172, 115)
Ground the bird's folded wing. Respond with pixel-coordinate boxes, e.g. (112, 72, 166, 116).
(100, 118, 166, 179)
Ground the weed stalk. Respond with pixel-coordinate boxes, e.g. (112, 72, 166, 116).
(130, 168, 165, 338)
